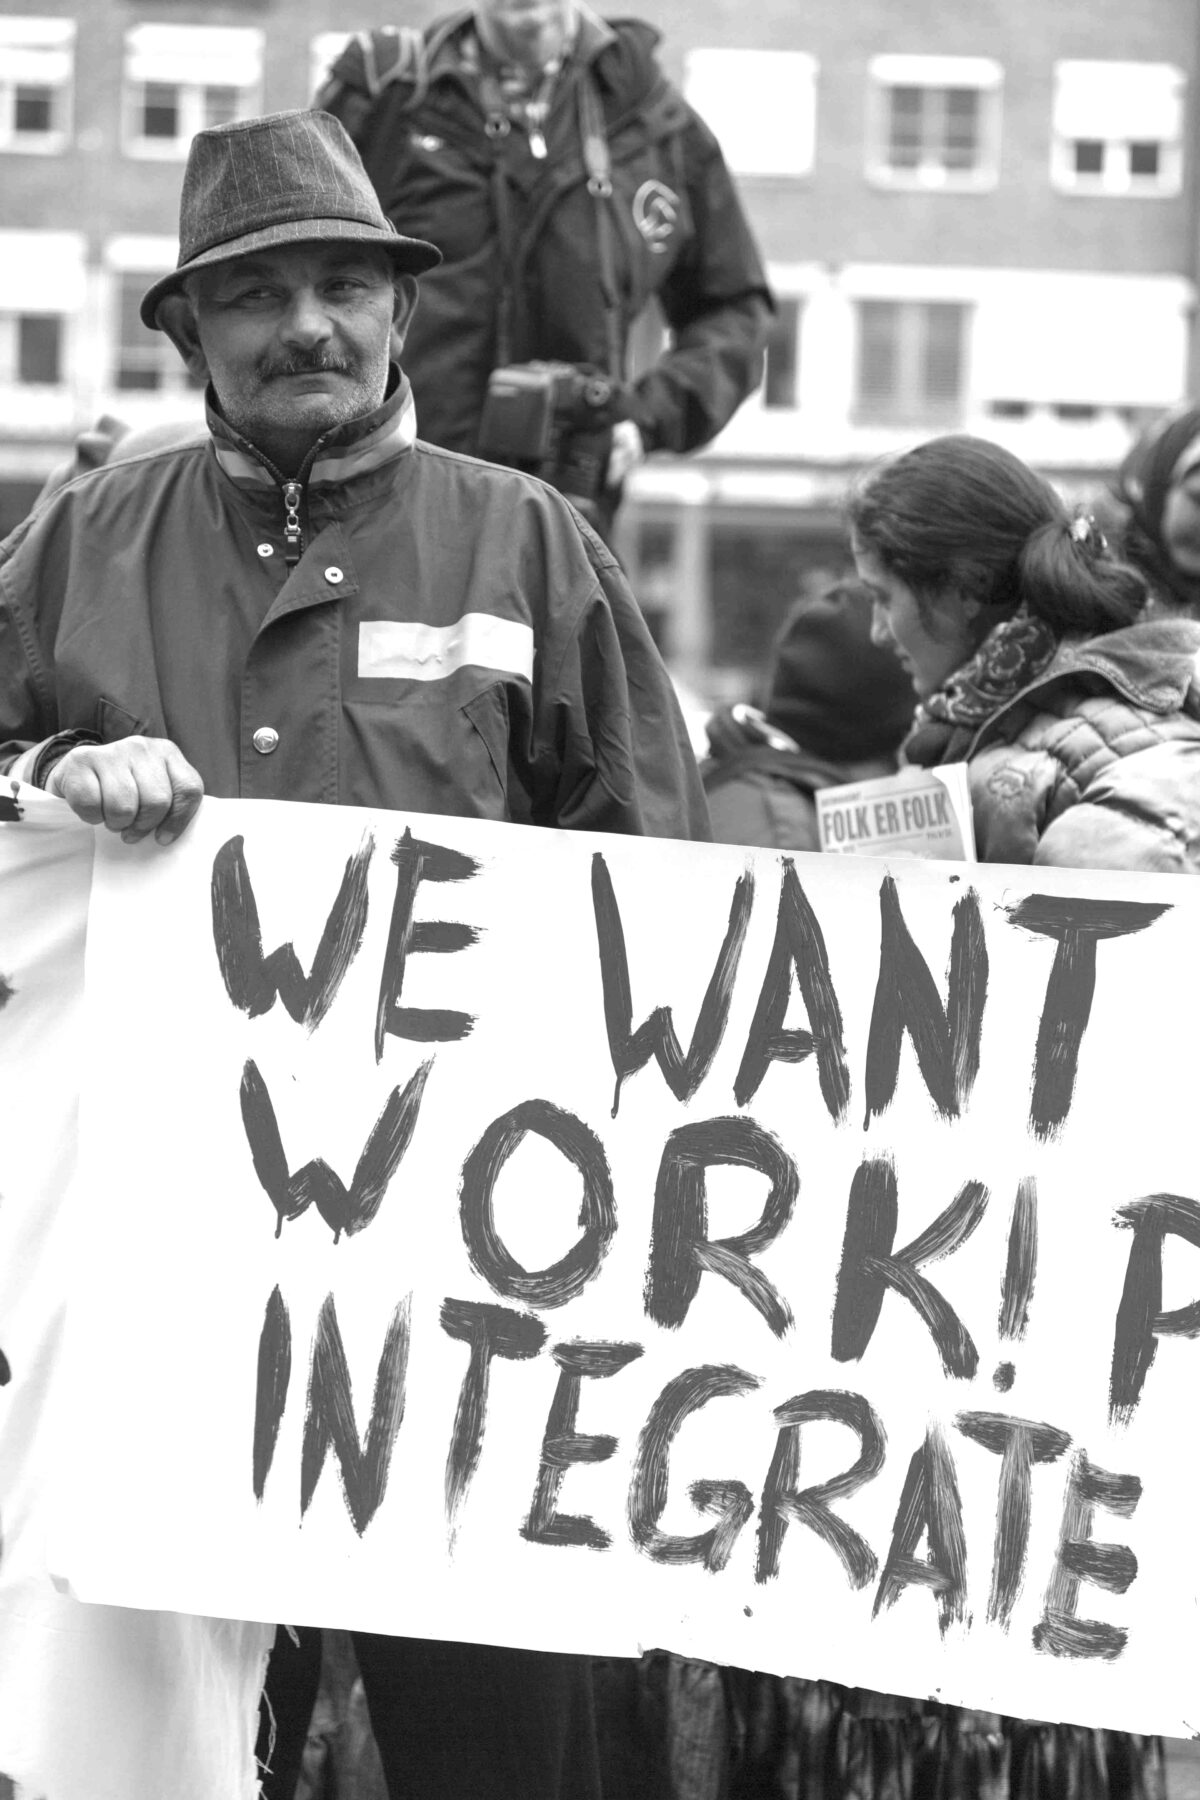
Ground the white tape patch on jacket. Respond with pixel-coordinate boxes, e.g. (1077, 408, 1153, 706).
(358, 614, 535, 683)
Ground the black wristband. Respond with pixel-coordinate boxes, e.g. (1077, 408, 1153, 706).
(29, 729, 102, 789)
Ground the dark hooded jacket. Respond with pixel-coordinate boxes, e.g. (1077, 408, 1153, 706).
(700, 587, 916, 852)
(315, 11, 772, 459)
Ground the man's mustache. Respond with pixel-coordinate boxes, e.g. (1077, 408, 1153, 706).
(259, 353, 355, 379)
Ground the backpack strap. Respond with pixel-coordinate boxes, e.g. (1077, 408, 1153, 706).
(576, 73, 624, 382)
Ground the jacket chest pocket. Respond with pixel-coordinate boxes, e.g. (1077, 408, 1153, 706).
(57, 645, 158, 743)
(95, 695, 153, 740)
(341, 674, 513, 819)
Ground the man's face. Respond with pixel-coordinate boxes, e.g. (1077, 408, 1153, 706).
(474, 0, 576, 67)
(186, 242, 408, 470)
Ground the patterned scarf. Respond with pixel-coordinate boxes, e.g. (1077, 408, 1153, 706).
(904, 607, 1059, 766)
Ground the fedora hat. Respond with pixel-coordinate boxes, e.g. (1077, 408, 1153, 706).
(140, 109, 441, 329)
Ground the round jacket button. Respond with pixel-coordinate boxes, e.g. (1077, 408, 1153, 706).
(325, 565, 344, 584)
(252, 726, 280, 755)
(256, 543, 274, 558)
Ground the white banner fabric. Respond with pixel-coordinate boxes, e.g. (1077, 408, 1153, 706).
(0, 787, 270, 1800)
(3, 786, 1200, 1764)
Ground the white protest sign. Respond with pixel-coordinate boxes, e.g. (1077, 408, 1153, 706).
(0, 787, 269, 1800)
(15, 791, 1200, 1741)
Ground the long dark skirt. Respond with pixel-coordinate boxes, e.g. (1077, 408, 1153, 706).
(592, 1657, 1165, 1800)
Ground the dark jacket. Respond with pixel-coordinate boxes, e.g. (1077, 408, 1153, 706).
(701, 706, 901, 852)
(907, 621, 1200, 870)
(316, 11, 772, 458)
(0, 375, 709, 842)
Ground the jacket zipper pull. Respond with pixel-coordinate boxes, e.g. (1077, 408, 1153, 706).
(527, 106, 548, 157)
(282, 480, 303, 565)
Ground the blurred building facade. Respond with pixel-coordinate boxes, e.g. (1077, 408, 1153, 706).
(1, 0, 1197, 698)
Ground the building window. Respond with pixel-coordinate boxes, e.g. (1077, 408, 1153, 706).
(0, 311, 64, 385)
(1051, 62, 1184, 196)
(762, 299, 801, 409)
(867, 55, 1001, 190)
(132, 79, 240, 143)
(684, 49, 817, 178)
(0, 230, 84, 391)
(16, 312, 61, 383)
(113, 272, 200, 393)
(854, 300, 968, 424)
(0, 17, 74, 153)
(123, 25, 263, 158)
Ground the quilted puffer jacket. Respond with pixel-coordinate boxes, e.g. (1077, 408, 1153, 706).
(906, 620, 1200, 871)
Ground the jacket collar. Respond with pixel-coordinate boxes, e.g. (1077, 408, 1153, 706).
(206, 366, 417, 490)
(969, 618, 1200, 754)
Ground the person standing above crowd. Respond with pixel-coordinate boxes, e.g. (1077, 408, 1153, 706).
(1111, 404, 1200, 620)
(700, 579, 915, 851)
(0, 106, 708, 1800)
(313, 0, 772, 535)
(849, 435, 1200, 872)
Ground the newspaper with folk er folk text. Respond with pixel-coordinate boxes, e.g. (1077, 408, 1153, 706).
(816, 763, 976, 861)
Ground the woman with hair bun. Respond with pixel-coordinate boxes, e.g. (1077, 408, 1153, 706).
(849, 433, 1200, 871)
(844, 434, 1187, 1798)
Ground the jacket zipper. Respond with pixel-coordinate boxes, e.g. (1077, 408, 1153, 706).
(219, 425, 322, 565)
(282, 479, 304, 566)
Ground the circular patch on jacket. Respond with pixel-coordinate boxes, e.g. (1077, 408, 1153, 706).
(632, 179, 680, 252)
(986, 767, 1028, 804)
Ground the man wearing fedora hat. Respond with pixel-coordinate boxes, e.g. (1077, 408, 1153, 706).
(0, 107, 708, 1798)
(0, 107, 705, 843)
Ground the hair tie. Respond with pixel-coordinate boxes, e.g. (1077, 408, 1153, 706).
(1069, 511, 1107, 556)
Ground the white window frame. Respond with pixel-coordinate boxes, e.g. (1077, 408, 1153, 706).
(122, 25, 264, 160)
(683, 49, 818, 178)
(853, 297, 971, 425)
(1051, 61, 1184, 198)
(0, 228, 83, 398)
(0, 17, 74, 154)
(866, 54, 1002, 192)
(105, 238, 200, 397)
